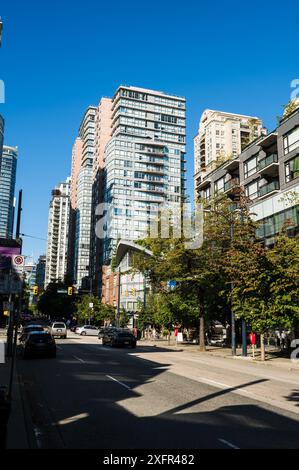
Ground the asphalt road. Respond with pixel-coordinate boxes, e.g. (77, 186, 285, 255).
(17, 335, 299, 449)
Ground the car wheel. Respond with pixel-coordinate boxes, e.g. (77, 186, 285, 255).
(131, 344, 136, 349)
(81, 331, 87, 336)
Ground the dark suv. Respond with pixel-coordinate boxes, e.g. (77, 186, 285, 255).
(102, 329, 136, 348)
(98, 326, 119, 339)
(21, 331, 56, 359)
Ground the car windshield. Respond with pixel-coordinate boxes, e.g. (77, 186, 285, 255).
(117, 332, 133, 338)
(25, 326, 43, 332)
(53, 323, 65, 328)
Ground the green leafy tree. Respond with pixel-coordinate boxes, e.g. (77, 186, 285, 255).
(76, 295, 116, 326)
(226, 234, 299, 360)
(283, 99, 299, 118)
(37, 282, 76, 319)
(133, 195, 243, 351)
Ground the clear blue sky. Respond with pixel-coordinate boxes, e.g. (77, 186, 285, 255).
(1, 0, 299, 260)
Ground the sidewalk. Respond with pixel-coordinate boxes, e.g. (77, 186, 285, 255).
(0, 335, 31, 449)
(138, 338, 299, 372)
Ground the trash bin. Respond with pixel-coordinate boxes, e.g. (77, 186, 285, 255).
(0, 386, 11, 449)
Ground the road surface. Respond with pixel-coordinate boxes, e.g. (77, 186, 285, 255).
(17, 334, 299, 449)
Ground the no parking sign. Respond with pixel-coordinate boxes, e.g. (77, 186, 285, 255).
(12, 255, 24, 266)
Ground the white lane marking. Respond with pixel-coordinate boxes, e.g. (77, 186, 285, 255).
(73, 355, 85, 364)
(218, 438, 240, 449)
(58, 413, 89, 426)
(197, 377, 255, 396)
(106, 375, 131, 390)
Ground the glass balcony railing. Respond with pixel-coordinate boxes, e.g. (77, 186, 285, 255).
(224, 177, 240, 192)
(258, 180, 279, 197)
(258, 154, 278, 171)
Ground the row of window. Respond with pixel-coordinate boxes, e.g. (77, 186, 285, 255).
(205, 155, 299, 201)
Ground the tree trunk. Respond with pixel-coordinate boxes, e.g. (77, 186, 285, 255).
(260, 333, 265, 361)
(168, 329, 170, 345)
(199, 315, 206, 351)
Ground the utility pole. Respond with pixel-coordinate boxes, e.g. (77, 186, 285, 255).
(15, 190, 22, 242)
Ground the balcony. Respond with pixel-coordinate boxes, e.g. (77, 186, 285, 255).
(258, 180, 280, 198)
(258, 154, 278, 175)
(224, 177, 240, 193)
(197, 177, 211, 191)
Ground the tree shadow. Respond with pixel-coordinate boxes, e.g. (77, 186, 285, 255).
(17, 342, 299, 450)
(285, 390, 299, 407)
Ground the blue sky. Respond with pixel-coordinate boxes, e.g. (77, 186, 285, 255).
(1, 0, 299, 260)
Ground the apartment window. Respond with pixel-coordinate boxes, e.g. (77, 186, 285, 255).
(245, 180, 258, 200)
(285, 155, 299, 182)
(214, 177, 224, 194)
(202, 186, 211, 201)
(283, 126, 299, 155)
(244, 155, 258, 178)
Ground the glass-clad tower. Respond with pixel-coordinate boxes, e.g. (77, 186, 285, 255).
(103, 86, 186, 263)
(0, 145, 18, 238)
(73, 106, 96, 289)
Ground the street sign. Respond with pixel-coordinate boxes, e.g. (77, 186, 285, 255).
(12, 255, 24, 266)
(167, 280, 177, 291)
(57, 289, 67, 294)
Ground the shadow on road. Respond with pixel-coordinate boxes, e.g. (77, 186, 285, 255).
(17, 342, 299, 449)
(286, 390, 299, 407)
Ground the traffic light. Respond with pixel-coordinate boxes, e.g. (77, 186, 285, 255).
(131, 288, 136, 296)
(33, 286, 38, 295)
(68, 287, 73, 296)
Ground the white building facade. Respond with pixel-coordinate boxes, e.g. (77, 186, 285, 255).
(45, 177, 71, 286)
(194, 109, 265, 201)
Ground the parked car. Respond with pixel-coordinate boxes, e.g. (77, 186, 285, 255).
(103, 328, 137, 348)
(21, 331, 56, 359)
(19, 324, 45, 342)
(50, 322, 67, 339)
(75, 325, 99, 336)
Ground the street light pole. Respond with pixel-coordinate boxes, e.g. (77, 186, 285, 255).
(117, 267, 121, 327)
(240, 205, 248, 357)
(230, 219, 236, 356)
(143, 272, 147, 310)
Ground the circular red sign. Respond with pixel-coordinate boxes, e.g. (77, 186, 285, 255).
(14, 255, 24, 265)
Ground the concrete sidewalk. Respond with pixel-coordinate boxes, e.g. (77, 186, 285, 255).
(0, 337, 31, 449)
(138, 338, 299, 372)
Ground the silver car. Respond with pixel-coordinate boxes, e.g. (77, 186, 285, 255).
(50, 322, 67, 339)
